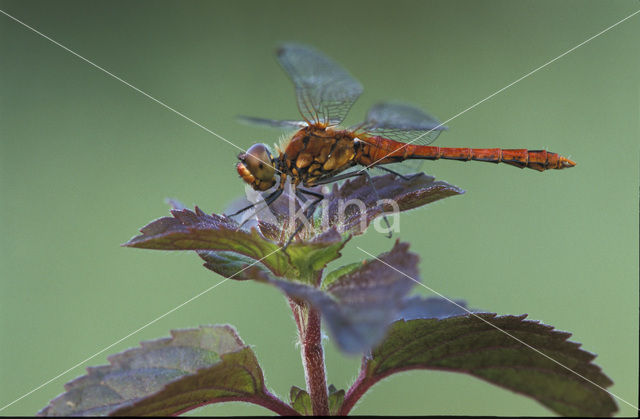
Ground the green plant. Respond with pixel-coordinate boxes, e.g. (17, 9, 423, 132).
(38, 173, 617, 416)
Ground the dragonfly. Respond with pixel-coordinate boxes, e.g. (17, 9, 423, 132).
(232, 43, 575, 245)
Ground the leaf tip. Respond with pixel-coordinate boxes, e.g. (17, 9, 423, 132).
(121, 236, 139, 248)
(165, 198, 186, 210)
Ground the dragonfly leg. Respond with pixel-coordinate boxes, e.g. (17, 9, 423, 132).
(283, 188, 324, 250)
(297, 188, 324, 200)
(376, 166, 421, 181)
(311, 170, 365, 185)
(228, 187, 283, 219)
(237, 190, 285, 228)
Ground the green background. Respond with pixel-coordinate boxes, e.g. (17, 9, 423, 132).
(1, 0, 638, 416)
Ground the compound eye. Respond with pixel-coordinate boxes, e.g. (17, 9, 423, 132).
(244, 143, 275, 181)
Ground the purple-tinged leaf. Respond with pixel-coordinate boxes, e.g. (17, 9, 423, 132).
(124, 207, 280, 255)
(165, 197, 186, 210)
(398, 296, 472, 320)
(271, 241, 420, 353)
(227, 173, 463, 239)
(124, 207, 347, 283)
(324, 173, 464, 235)
(340, 314, 617, 417)
(38, 325, 298, 417)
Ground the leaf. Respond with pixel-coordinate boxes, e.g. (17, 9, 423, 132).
(328, 384, 345, 415)
(225, 185, 299, 239)
(341, 314, 617, 417)
(322, 262, 362, 290)
(126, 174, 459, 283)
(227, 173, 463, 239)
(398, 296, 472, 320)
(197, 251, 272, 281)
(285, 228, 349, 282)
(124, 207, 286, 270)
(38, 325, 296, 416)
(289, 386, 312, 415)
(124, 207, 347, 283)
(324, 172, 464, 235)
(165, 198, 186, 210)
(288, 384, 343, 415)
(270, 241, 421, 353)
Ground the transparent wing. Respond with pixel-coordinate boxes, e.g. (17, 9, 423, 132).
(277, 43, 363, 126)
(356, 102, 448, 174)
(359, 102, 447, 145)
(237, 115, 308, 129)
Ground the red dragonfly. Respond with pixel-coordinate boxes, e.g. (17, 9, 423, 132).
(233, 44, 575, 243)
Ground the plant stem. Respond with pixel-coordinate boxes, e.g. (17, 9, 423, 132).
(290, 299, 329, 416)
(172, 392, 301, 416)
(338, 364, 369, 415)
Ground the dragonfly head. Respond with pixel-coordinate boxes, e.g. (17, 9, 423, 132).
(236, 143, 277, 191)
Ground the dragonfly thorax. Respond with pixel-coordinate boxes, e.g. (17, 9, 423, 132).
(236, 143, 277, 191)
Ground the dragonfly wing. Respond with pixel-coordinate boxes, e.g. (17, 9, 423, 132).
(237, 115, 308, 129)
(355, 102, 448, 174)
(277, 43, 363, 126)
(360, 102, 447, 146)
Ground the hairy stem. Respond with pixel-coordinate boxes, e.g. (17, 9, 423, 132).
(338, 363, 370, 415)
(290, 299, 329, 415)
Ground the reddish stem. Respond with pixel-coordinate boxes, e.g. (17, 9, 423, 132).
(290, 299, 329, 416)
(338, 365, 371, 415)
(171, 390, 300, 416)
(259, 390, 304, 416)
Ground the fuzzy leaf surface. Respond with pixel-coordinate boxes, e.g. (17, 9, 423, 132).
(38, 326, 295, 416)
(341, 314, 617, 416)
(324, 172, 464, 235)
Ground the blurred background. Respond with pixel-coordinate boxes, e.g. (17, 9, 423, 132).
(1, 0, 638, 416)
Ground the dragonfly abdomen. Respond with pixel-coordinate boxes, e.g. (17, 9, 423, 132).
(414, 147, 576, 171)
(360, 137, 575, 171)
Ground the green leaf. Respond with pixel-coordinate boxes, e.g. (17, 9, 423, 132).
(322, 262, 362, 290)
(328, 385, 345, 415)
(288, 384, 343, 415)
(289, 386, 312, 415)
(38, 325, 296, 416)
(342, 314, 617, 416)
(285, 229, 349, 282)
(123, 207, 347, 283)
(198, 251, 272, 281)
